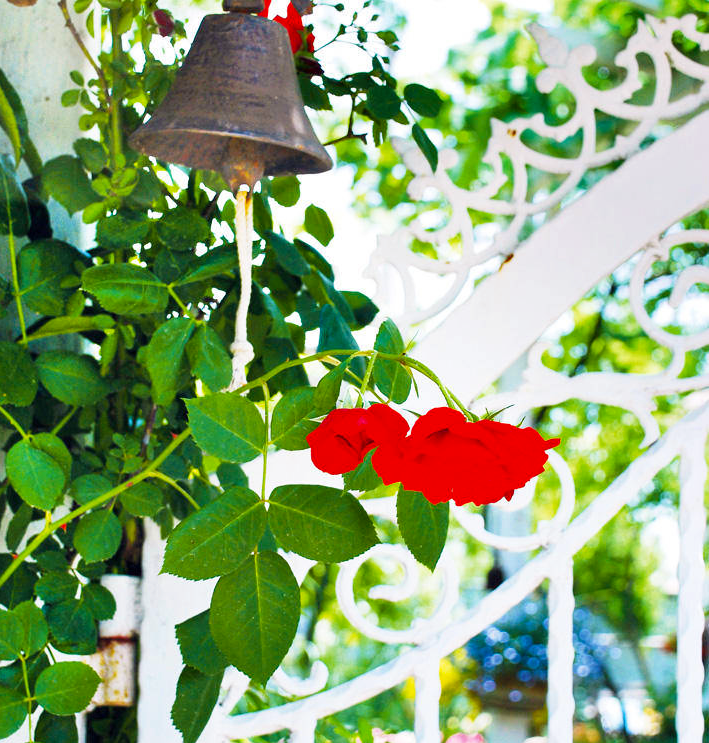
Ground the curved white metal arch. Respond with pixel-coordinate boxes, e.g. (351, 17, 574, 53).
(413, 108, 709, 403)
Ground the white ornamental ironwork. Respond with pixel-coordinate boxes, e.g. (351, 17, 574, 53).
(133, 14, 709, 743)
(366, 14, 709, 330)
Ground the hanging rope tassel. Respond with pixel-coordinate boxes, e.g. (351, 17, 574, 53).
(227, 188, 255, 392)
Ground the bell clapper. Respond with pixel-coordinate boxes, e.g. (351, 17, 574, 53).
(226, 186, 255, 392)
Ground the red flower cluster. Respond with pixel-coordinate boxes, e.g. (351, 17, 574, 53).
(306, 403, 408, 475)
(307, 405, 560, 507)
(259, 0, 315, 54)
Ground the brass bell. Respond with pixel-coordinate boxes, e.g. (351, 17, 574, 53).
(129, 0, 332, 190)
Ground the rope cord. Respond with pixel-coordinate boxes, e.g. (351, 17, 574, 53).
(227, 189, 255, 391)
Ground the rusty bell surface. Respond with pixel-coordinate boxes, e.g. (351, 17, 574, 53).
(129, 1, 331, 189)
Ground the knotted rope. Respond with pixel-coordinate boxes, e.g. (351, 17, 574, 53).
(226, 188, 255, 391)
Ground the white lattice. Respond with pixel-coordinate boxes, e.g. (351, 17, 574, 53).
(136, 14, 709, 743)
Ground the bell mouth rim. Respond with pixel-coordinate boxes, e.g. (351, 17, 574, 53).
(129, 126, 333, 178)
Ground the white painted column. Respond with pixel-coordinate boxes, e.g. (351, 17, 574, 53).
(676, 436, 708, 743)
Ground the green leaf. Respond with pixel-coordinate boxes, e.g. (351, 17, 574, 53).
(82, 264, 169, 315)
(162, 487, 266, 580)
(35, 572, 79, 604)
(265, 231, 310, 276)
(176, 610, 227, 675)
(299, 76, 332, 110)
(73, 138, 106, 173)
(317, 304, 364, 378)
(25, 314, 115, 341)
(366, 85, 401, 119)
(270, 176, 300, 207)
(342, 291, 378, 330)
(209, 551, 300, 683)
(45, 600, 97, 655)
(397, 489, 449, 571)
(18, 239, 85, 316)
(412, 123, 438, 172)
(61, 89, 80, 107)
(174, 245, 237, 287)
(156, 206, 210, 251)
(304, 205, 334, 246)
(0, 154, 29, 236)
(0, 79, 21, 166)
(14, 601, 49, 656)
(6, 439, 66, 510)
(186, 392, 266, 464)
(81, 583, 116, 622)
(403, 84, 442, 117)
(32, 433, 72, 480)
(0, 609, 23, 660)
(186, 325, 231, 393)
(120, 481, 163, 517)
(96, 209, 151, 250)
(36, 350, 110, 406)
(0, 555, 35, 609)
(216, 462, 247, 489)
(69, 474, 112, 506)
(35, 662, 101, 715)
(313, 360, 347, 415)
(0, 686, 26, 738)
(171, 666, 223, 743)
(42, 155, 100, 215)
(268, 484, 379, 562)
(73, 510, 122, 563)
(343, 450, 383, 491)
(0, 342, 37, 406)
(271, 387, 318, 450)
(145, 317, 195, 405)
(5, 503, 32, 552)
(36, 711, 79, 743)
(373, 319, 411, 404)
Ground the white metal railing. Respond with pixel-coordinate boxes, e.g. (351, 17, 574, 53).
(135, 14, 709, 743)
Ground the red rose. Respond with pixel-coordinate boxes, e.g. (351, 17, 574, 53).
(372, 407, 560, 507)
(152, 9, 174, 37)
(259, 0, 315, 54)
(307, 403, 408, 475)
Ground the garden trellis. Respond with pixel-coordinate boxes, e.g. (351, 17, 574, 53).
(131, 13, 709, 743)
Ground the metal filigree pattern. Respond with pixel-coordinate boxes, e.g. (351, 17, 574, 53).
(365, 14, 709, 329)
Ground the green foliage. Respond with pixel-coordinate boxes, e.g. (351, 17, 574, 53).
(209, 551, 300, 683)
(373, 319, 411, 403)
(186, 393, 266, 463)
(396, 489, 449, 571)
(171, 666, 223, 743)
(268, 484, 379, 562)
(34, 662, 101, 715)
(162, 487, 266, 580)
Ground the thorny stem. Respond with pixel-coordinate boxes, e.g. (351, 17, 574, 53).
(357, 351, 378, 407)
(109, 9, 123, 170)
(146, 470, 201, 511)
(0, 405, 29, 440)
(323, 93, 367, 147)
(5, 218, 27, 345)
(167, 284, 200, 320)
(51, 406, 78, 436)
(261, 382, 270, 502)
(0, 428, 191, 590)
(57, 0, 110, 103)
(20, 654, 32, 742)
